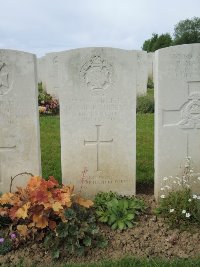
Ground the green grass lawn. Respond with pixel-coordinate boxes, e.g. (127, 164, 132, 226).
(12, 256, 200, 267)
(39, 114, 154, 186)
(40, 115, 62, 183)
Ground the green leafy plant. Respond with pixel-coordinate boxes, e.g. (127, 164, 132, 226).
(155, 189, 200, 229)
(0, 232, 18, 255)
(94, 192, 146, 230)
(147, 78, 154, 89)
(44, 203, 107, 259)
(155, 157, 200, 229)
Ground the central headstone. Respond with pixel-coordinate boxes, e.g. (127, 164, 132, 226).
(59, 48, 136, 198)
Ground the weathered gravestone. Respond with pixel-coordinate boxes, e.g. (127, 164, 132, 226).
(43, 52, 59, 99)
(58, 48, 136, 198)
(136, 51, 148, 95)
(0, 50, 41, 193)
(37, 56, 47, 88)
(147, 52, 154, 80)
(155, 44, 200, 199)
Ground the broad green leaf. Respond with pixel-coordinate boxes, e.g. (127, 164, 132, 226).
(111, 222, 118, 230)
(126, 213, 135, 220)
(108, 214, 117, 225)
(126, 221, 133, 228)
(118, 221, 125, 230)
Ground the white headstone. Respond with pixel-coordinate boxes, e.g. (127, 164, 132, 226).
(58, 48, 136, 198)
(155, 44, 200, 199)
(0, 49, 41, 193)
(136, 51, 148, 95)
(37, 56, 47, 89)
(44, 52, 59, 99)
(147, 52, 154, 80)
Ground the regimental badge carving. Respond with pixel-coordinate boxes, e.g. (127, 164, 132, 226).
(179, 93, 200, 129)
(80, 55, 112, 92)
(0, 61, 9, 96)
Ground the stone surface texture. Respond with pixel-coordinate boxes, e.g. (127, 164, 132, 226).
(147, 52, 154, 80)
(58, 48, 136, 198)
(154, 44, 200, 199)
(136, 51, 148, 95)
(42, 52, 59, 99)
(0, 49, 41, 193)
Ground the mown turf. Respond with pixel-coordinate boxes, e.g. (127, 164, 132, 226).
(12, 256, 200, 267)
(136, 113, 154, 184)
(39, 114, 154, 186)
(39, 115, 61, 183)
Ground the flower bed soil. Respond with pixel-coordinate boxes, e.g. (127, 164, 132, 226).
(1, 194, 200, 267)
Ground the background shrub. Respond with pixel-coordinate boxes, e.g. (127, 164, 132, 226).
(136, 94, 154, 113)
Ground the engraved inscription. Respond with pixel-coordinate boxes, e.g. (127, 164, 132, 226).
(80, 55, 112, 92)
(65, 96, 121, 122)
(84, 125, 113, 171)
(0, 61, 9, 95)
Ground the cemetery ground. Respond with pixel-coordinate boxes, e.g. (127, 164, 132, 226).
(1, 112, 200, 267)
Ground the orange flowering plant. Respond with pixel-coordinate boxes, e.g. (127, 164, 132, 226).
(0, 176, 93, 238)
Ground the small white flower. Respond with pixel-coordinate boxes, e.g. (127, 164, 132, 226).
(193, 194, 197, 199)
(160, 195, 165, 199)
(176, 176, 181, 180)
(182, 210, 186, 214)
(197, 196, 200, 200)
(186, 213, 191, 218)
(197, 177, 200, 181)
(163, 177, 168, 181)
(186, 184, 190, 188)
(169, 209, 174, 213)
(161, 187, 164, 191)
(190, 170, 194, 173)
(173, 181, 177, 184)
(188, 199, 192, 202)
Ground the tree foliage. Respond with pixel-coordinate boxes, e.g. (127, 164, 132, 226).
(173, 17, 200, 45)
(142, 33, 172, 52)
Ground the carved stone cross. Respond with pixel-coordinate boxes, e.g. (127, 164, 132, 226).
(162, 81, 200, 175)
(84, 125, 113, 171)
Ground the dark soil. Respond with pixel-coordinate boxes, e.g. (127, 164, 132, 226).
(1, 194, 200, 267)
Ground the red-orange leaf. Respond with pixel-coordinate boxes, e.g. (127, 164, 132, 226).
(32, 214, 48, 229)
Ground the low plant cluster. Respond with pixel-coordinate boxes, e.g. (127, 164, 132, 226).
(38, 82, 59, 115)
(94, 192, 146, 230)
(155, 157, 200, 229)
(136, 93, 154, 113)
(0, 175, 106, 258)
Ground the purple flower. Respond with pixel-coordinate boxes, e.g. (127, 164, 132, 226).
(0, 238, 4, 243)
(10, 233, 16, 239)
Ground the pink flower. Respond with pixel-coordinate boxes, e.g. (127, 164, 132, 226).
(10, 233, 16, 239)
